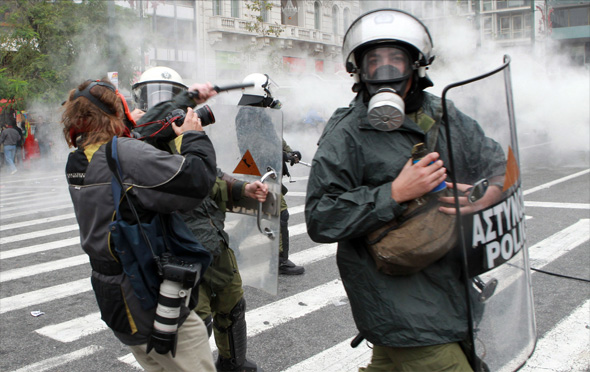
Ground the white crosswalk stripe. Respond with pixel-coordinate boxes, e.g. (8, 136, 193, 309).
(1, 169, 589, 372)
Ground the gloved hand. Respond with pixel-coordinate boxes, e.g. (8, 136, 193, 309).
(285, 151, 302, 166)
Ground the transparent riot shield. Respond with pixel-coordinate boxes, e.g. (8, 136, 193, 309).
(204, 104, 282, 295)
(441, 55, 536, 371)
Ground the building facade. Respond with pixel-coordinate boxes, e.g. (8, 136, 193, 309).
(123, 0, 589, 83)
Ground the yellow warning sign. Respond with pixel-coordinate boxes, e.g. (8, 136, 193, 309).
(503, 146, 520, 192)
(233, 150, 262, 176)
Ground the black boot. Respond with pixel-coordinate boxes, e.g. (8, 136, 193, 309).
(216, 356, 261, 372)
(279, 209, 304, 275)
(215, 298, 262, 372)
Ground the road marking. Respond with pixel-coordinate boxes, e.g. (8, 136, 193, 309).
(480, 219, 590, 294)
(291, 243, 337, 266)
(523, 169, 590, 196)
(527, 219, 590, 268)
(0, 204, 73, 220)
(0, 213, 76, 231)
(0, 192, 69, 207)
(0, 194, 71, 213)
(0, 278, 91, 314)
(0, 190, 37, 202)
(0, 255, 89, 283)
(0, 224, 79, 244)
(283, 337, 372, 372)
(36, 278, 347, 346)
(36, 312, 106, 343)
(119, 279, 349, 367)
(524, 201, 589, 209)
(0, 237, 80, 260)
(10, 345, 103, 372)
(518, 299, 590, 372)
(117, 353, 142, 370)
(286, 191, 307, 197)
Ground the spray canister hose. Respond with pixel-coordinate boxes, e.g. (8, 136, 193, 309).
(411, 143, 446, 193)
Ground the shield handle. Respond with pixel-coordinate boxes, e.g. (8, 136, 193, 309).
(257, 167, 278, 239)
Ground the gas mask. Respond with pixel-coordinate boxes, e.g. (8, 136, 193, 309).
(361, 47, 414, 131)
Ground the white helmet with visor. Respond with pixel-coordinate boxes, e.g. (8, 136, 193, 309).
(132, 66, 188, 111)
(343, 9, 434, 82)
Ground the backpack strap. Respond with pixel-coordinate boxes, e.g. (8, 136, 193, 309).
(105, 136, 161, 267)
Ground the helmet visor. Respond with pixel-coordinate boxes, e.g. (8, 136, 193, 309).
(360, 46, 413, 84)
(133, 82, 186, 111)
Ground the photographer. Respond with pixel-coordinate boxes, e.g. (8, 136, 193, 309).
(62, 78, 218, 371)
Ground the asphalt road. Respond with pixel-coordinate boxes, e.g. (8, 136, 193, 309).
(0, 148, 588, 372)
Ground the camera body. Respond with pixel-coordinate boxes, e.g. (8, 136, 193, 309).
(146, 253, 202, 357)
(159, 253, 201, 289)
(165, 105, 215, 127)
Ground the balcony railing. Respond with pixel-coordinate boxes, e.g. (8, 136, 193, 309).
(208, 16, 342, 46)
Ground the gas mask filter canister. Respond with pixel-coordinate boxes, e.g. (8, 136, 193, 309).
(367, 87, 405, 131)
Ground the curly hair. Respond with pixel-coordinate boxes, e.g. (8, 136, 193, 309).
(61, 78, 126, 148)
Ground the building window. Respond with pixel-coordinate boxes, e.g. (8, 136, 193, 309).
(512, 14, 523, 39)
(213, 0, 221, 16)
(332, 5, 339, 35)
(314, 1, 320, 30)
(231, 0, 239, 18)
(552, 6, 590, 28)
(343, 7, 350, 34)
(482, 0, 492, 11)
(497, 0, 526, 10)
(497, 13, 530, 40)
(483, 16, 493, 39)
(281, 0, 299, 25)
(499, 16, 511, 39)
(261, 0, 269, 23)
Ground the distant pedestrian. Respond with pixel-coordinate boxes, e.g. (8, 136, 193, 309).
(0, 113, 22, 175)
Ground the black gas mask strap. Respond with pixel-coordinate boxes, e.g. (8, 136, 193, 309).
(73, 81, 117, 116)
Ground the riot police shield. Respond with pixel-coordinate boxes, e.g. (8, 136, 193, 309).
(204, 104, 282, 295)
(441, 55, 536, 371)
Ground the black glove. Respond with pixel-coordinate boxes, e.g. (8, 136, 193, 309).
(285, 151, 302, 166)
(292, 151, 302, 162)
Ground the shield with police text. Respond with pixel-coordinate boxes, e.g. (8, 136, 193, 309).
(203, 104, 282, 295)
(441, 56, 536, 371)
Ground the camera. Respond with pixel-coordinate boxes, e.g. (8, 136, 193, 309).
(146, 253, 202, 357)
(165, 105, 216, 127)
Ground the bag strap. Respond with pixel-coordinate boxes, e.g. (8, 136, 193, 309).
(105, 136, 161, 267)
(425, 104, 444, 153)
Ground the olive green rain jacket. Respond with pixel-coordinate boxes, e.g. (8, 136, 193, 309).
(305, 92, 505, 347)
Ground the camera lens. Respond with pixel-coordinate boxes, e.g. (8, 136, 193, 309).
(196, 105, 215, 126)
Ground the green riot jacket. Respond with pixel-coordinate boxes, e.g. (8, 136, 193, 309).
(305, 92, 505, 347)
(182, 169, 247, 256)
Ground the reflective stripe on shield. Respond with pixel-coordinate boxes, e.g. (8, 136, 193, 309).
(442, 55, 536, 372)
(204, 104, 282, 295)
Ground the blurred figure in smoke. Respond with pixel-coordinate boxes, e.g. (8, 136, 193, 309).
(133, 66, 264, 371)
(305, 9, 505, 372)
(62, 77, 218, 372)
(236, 72, 305, 276)
(0, 109, 22, 175)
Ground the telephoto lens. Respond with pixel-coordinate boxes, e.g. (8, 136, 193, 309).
(196, 105, 216, 126)
(146, 280, 185, 357)
(146, 254, 201, 357)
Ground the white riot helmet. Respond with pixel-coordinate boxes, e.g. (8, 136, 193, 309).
(342, 9, 434, 131)
(132, 66, 188, 111)
(238, 73, 281, 109)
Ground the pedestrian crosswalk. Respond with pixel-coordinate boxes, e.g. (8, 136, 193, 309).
(1, 168, 589, 372)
